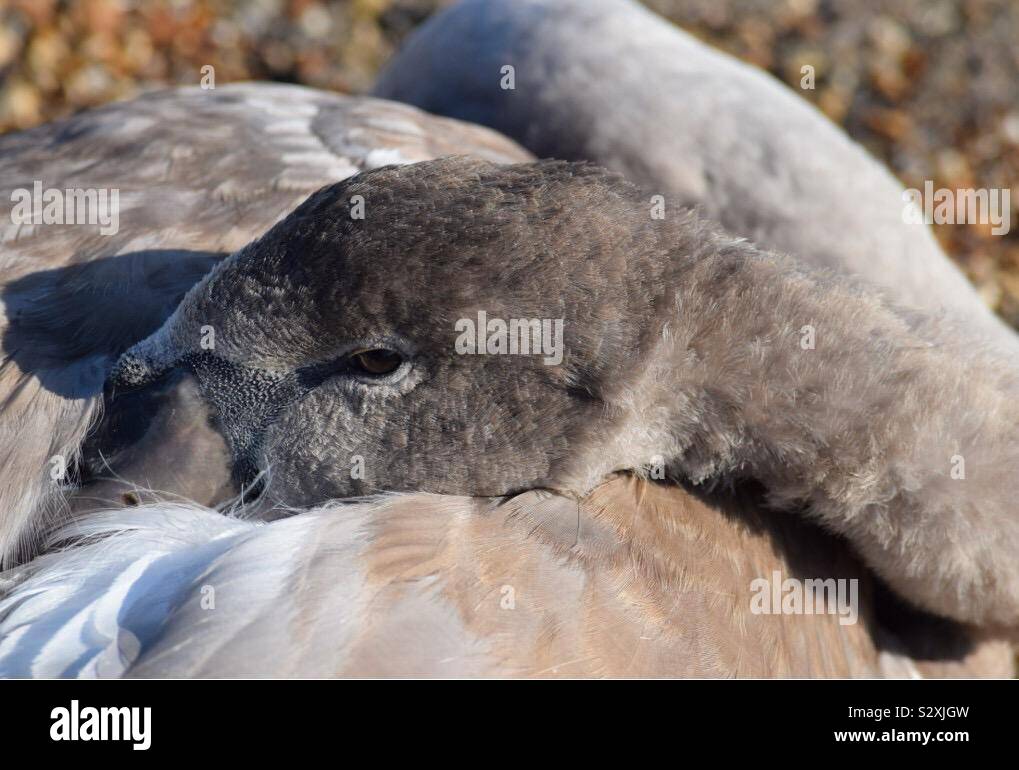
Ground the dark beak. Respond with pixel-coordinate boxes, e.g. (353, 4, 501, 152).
(69, 369, 237, 515)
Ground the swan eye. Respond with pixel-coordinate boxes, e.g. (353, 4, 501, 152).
(350, 348, 403, 376)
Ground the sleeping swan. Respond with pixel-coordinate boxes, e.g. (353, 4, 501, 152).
(1, 0, 1016, 677)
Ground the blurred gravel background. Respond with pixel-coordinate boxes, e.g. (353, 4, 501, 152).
(1, 0, 1017, 324)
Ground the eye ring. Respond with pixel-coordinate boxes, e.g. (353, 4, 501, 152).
(349, 348, 403, 377)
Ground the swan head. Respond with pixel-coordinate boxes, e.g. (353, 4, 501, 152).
(105, 157, 686, 508)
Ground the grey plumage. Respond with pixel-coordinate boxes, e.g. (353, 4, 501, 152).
(0, 82, 530, 563)
(112, 157, 1019, 628)
(374, 0, 1016, 349)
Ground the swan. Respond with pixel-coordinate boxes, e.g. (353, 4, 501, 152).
(0, 3, 1015, 678)
(96, 156, 1019, 629)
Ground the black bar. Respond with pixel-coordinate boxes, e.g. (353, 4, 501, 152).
(5, 679, 1010, 755)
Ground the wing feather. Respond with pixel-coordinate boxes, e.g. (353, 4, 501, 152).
(1, 479, 1007, 677)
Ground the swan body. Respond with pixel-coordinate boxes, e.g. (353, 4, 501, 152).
(3, 481, 1010, 677)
